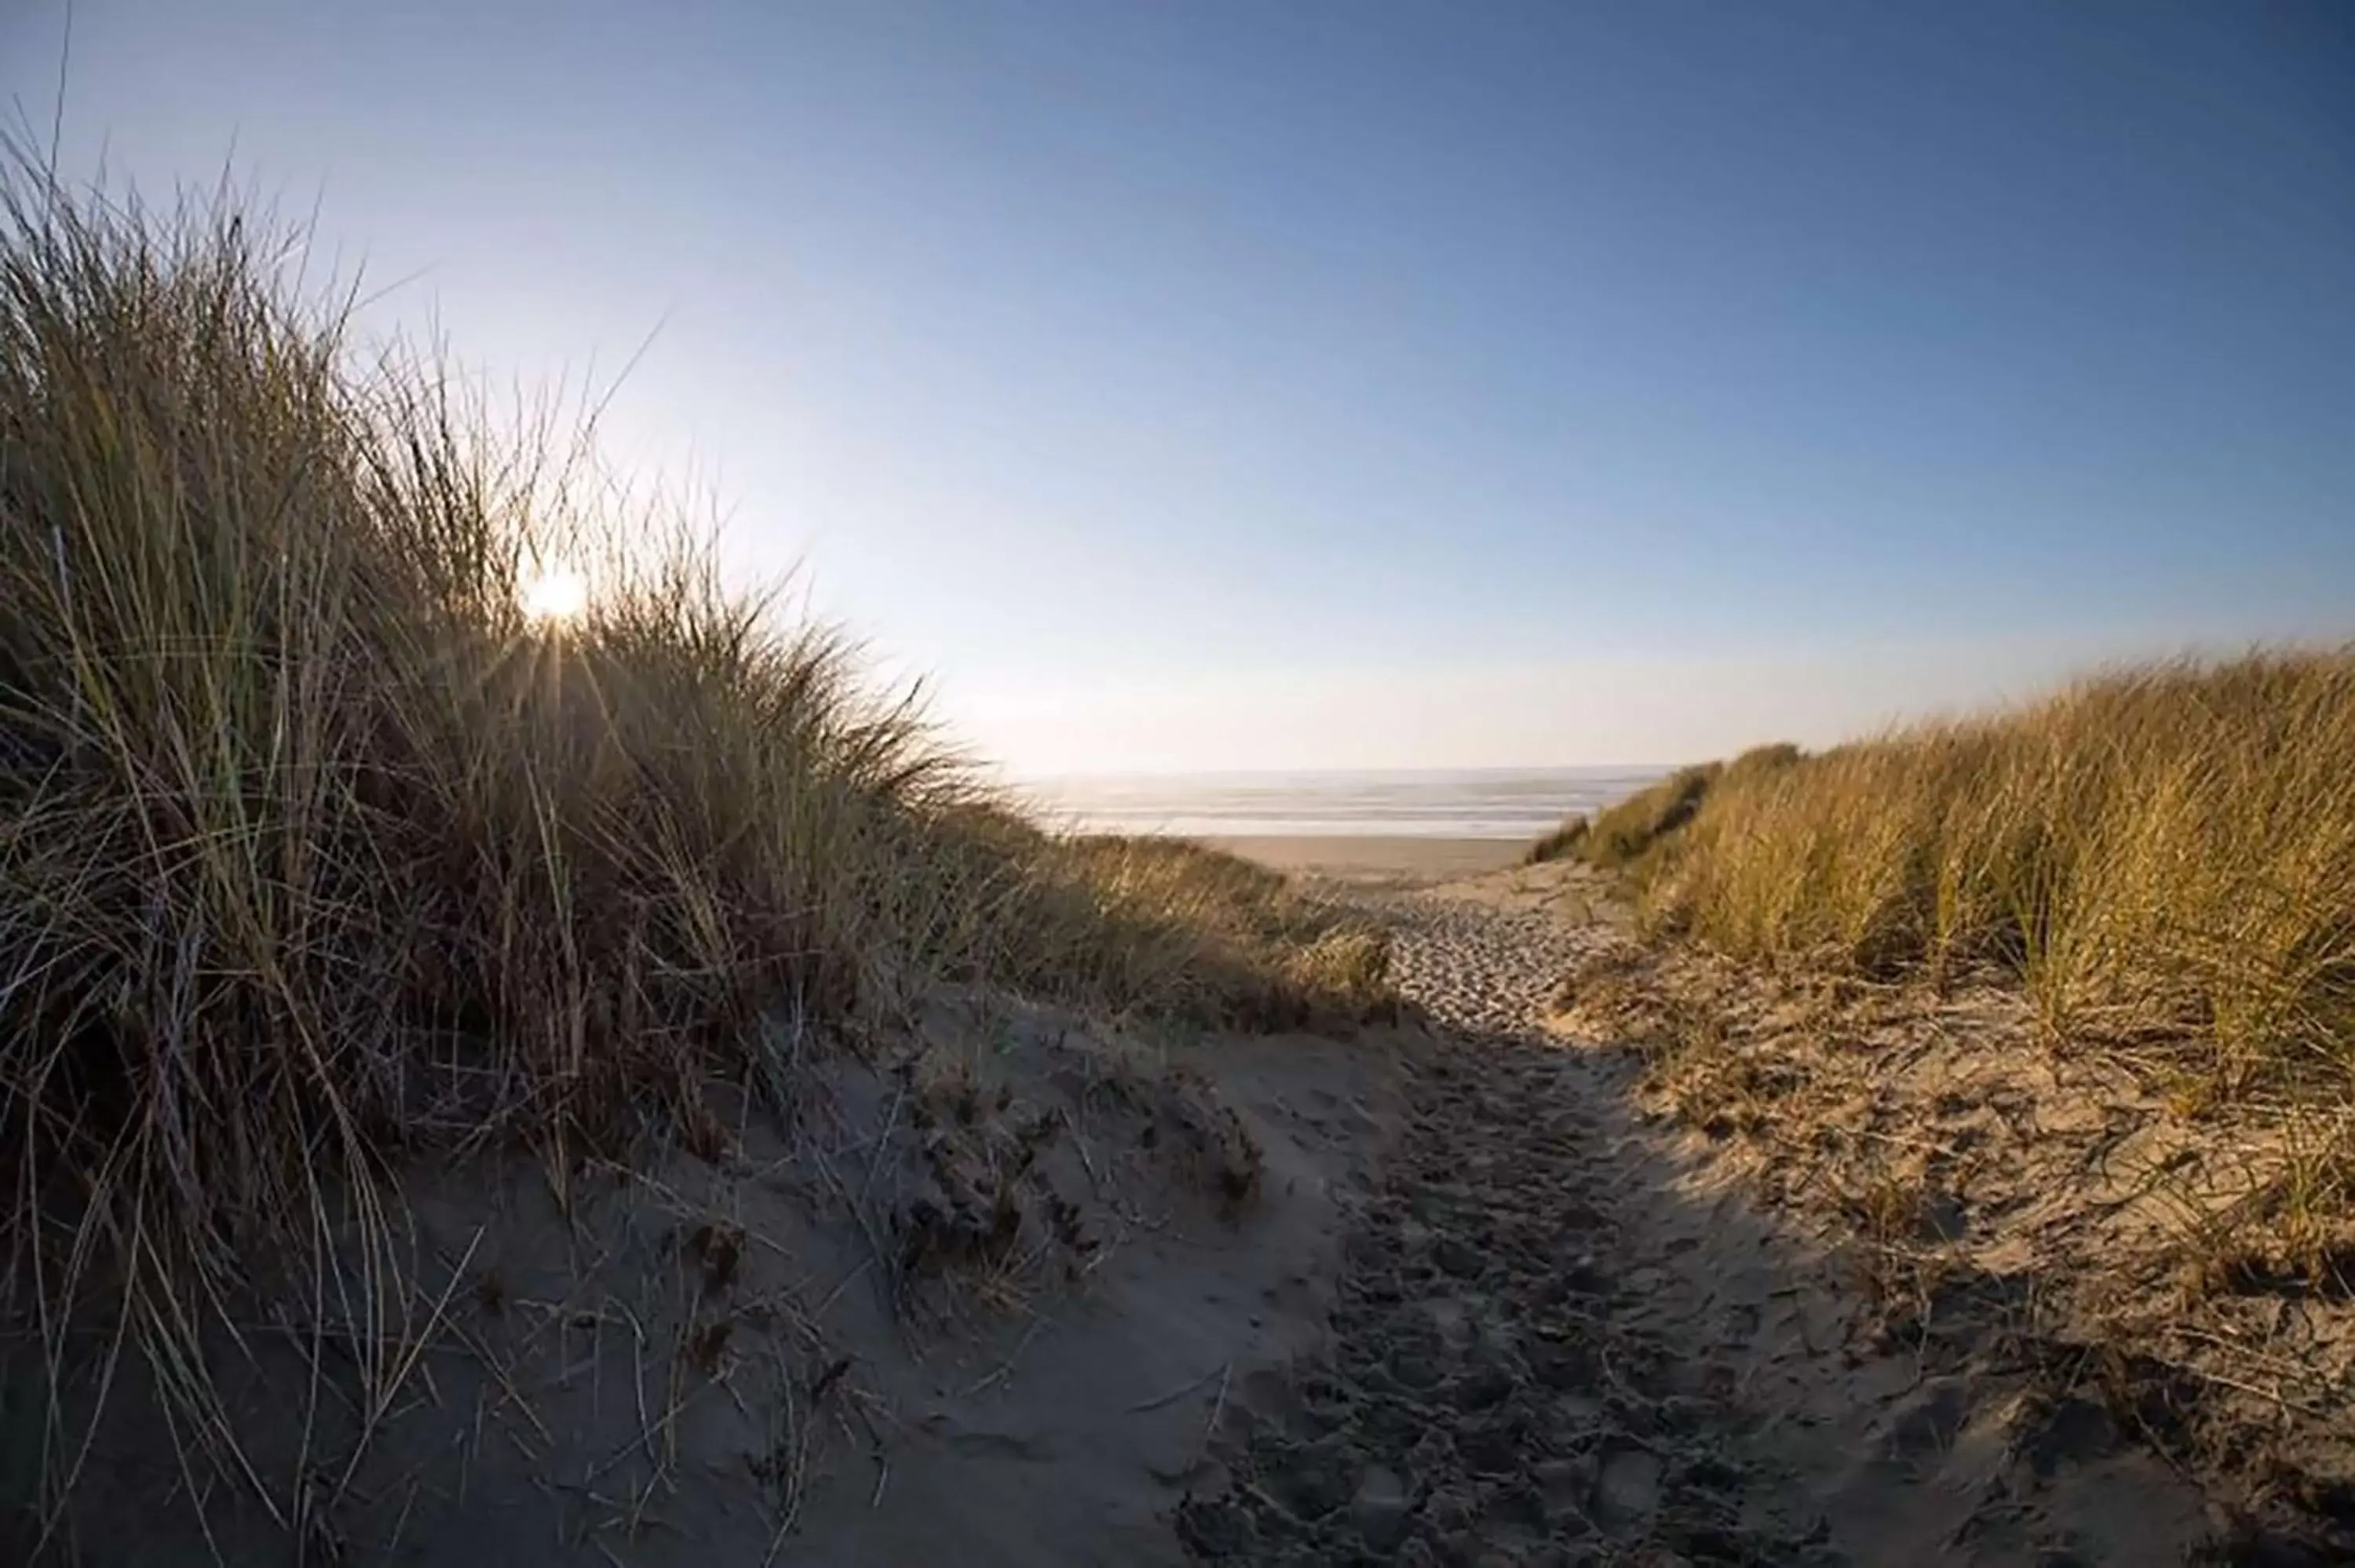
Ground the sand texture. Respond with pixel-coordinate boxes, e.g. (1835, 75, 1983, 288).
(4, 1000, 1402, 1566)
(12, 860, 2351, 1563)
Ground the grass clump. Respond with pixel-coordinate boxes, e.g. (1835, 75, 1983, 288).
(0, 160, 1385, 1525)
(939, 822, 1392, 1027)
(1644, 655, 2355, 1084)
(1586, 763, 1722, 867)
(1521, 815, 1590, 866)
(1041, 835, 1389, 1023)
(1524, 746, 1802, 870)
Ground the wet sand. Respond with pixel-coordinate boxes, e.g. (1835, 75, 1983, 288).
(1203, 834, 1525, 882)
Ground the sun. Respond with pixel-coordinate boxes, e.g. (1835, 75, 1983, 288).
(520, 564, 590, 625)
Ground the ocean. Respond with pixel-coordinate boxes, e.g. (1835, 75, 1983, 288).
(1013, 766, 1671, 841)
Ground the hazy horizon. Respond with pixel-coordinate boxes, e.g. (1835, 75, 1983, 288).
(1010, 762, 1676, 841)
(1012, 763, 1682, 782)
(5, 2, 2349, 775)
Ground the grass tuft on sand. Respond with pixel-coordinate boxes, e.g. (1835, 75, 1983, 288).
(0, 159, 1384, 1522)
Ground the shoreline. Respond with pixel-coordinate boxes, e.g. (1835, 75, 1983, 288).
(1202, 834, 1527, 881)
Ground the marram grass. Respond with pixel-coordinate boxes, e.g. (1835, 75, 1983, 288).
(1635, 655, 2355, 1084)
(0, 159, 1385, 1525)
(1522, 744, 1802, 870)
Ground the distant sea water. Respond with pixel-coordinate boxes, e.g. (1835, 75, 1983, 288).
(1015, 767, 1673, 841)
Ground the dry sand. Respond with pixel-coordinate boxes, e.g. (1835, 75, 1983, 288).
(1204, 835, 1526, 884)
(7, 1001, 1406, 1566)
(14, 859, 2347, 1564)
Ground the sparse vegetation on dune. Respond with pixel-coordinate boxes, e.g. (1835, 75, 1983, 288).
(0, 162, 1386, 1526)
(1532, 662, 2355, 1541)
(1639, 654, 2355, 1088)
(1525, 658, 2355, 1312)
(1531, 658, 2355, 1090)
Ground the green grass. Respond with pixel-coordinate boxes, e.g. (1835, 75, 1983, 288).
(0, 159, 1386, 1508)
(1638, 655, 2355, 1085)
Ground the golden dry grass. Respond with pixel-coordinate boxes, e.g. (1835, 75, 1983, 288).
(0, 159, 1386, 1526)
(1641, 654, 2355, 1088)
(1524, 746, 1802, 870)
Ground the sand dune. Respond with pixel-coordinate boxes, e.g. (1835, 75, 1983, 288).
(16, 859, 2350, 1563)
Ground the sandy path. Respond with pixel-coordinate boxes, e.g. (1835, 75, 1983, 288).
(1180, 895, 1827, 1565)
(1181, 885, 2230, 1567)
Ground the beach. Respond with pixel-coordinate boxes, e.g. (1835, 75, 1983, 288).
(1017, 765, 1667, 884)
(11, 66, 2350, 1563)
(1017, 765, 1669, 844)
(1203, 833, 1525, 881)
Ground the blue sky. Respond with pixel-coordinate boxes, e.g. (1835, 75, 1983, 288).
(5, 1, 2350, 772)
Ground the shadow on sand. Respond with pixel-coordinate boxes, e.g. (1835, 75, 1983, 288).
(1177, 992, 2347, 1568)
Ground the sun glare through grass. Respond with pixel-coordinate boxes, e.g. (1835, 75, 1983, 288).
(520, 563, 590, 623)
(0, 155, 1400, 1547)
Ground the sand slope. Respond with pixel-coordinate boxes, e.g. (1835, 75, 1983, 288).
(4, 1001, 1400, 1566)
